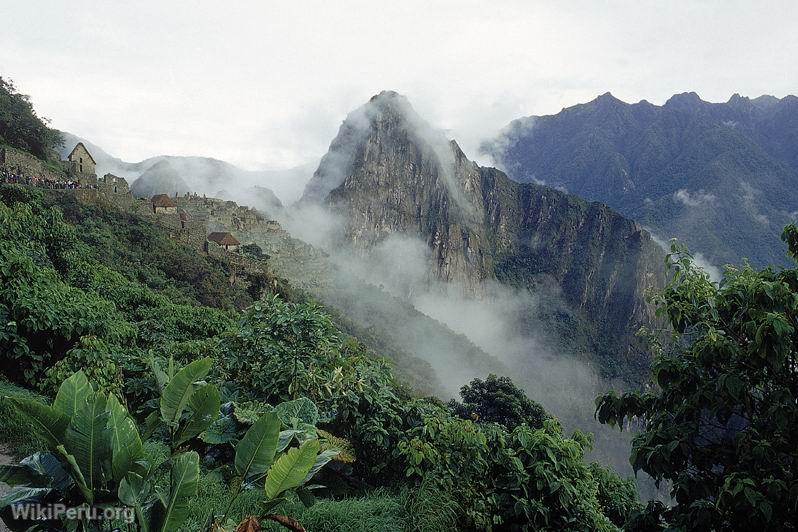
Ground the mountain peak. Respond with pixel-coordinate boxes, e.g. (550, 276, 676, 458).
(301, 91, 452, 203)
(664, 91, 705, 110)
(751, 94, 781, 109)
(364, 90, 416, 120)
(589, 92, 624, 109)
(369, 89, 402, 102)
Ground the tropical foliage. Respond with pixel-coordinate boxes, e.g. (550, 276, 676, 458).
(449, 373, 548, 429)
(596, 230, 798, 530)
(0, 184, 643, 530)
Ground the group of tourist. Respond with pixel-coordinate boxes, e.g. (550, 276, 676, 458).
(0, 169, 96, 190)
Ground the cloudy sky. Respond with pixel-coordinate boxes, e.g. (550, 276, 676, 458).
(1, 1, 796, 170)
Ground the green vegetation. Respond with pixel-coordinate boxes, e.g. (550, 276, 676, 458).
(0, 77, 63, 160)
(449, 373, 548, 429)
(0, 183, 639, 530)
(1, 364, 332, 531)
(597, 229, 798, 530)
(4, 125, 798, 528)
(0, 380, 45, 457)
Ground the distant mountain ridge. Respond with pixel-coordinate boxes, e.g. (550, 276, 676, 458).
(57, 132, 311, 210)
(485, 92, 798, 268)
(302, 91, 665, 381)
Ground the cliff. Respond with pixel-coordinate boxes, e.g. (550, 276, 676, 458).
(302, 91, 664, 378)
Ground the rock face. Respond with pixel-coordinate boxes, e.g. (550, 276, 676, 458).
(302, 91, 664, 377)
(485, 92, 798, 268)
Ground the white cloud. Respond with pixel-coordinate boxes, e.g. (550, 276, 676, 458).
(0, 1, 796, 172)
(674, 189, 717, 207)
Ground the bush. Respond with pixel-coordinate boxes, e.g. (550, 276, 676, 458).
(42, 336, 124, 396)
(449, 373, 548, 430)
(589, 462, 641, 528)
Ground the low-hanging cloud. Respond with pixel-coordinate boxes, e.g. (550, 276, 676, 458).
(649, 231, 722, 282)
(673, 188, 717, 207)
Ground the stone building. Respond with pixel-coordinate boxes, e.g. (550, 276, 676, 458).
(206, 231, 240, 252)
(98, 173, 129, 194)
(66, 143, 97, 182)
(151, 194, 177, 214)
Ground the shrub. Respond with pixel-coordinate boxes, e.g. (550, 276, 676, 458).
(449, 373, 548, 430)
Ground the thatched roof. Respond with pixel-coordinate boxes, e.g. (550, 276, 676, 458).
(151, 194, 177, 208)
(179, 210, 190, 221)
(207, 232, 240, 246)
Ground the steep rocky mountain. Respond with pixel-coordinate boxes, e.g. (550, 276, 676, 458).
(485, 92, 798, 269)
(302, 91, 664, 380)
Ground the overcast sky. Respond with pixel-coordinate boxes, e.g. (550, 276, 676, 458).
(1, 0, 796, 170)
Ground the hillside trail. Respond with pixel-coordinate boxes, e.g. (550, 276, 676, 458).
(0, 445, 11, 532)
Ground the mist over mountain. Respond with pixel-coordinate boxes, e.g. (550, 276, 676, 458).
(58, 131, 312, 210)
(300, 91, 664, 383)
(485, 92, 798, 269)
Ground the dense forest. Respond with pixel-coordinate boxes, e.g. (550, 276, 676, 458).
(1, 81, 797, 531)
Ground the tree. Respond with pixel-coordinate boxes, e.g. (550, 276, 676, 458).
(0, 77, 63, 159)
(596, 227, 798, 531)
(449, 374, 548, 430)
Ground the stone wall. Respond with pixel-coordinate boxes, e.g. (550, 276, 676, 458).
(0, 146, 66, 181)
(65, 188, 98, 202)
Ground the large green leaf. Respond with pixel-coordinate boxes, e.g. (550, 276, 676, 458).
(56, 445, 92, 504)
(276, 426, 316, 453)
(159, 357, 212, 427)
(265, 439, 320, 500)
(141, 411, 162, 441)
(5, 398, 68, 448)
(0, 453, 72, 491)
(233, 401, 272, 425)
(202, 415, 238, 444)
(53, 371, 92, 420)
(107, 394, 144, 482)
(0, 486, 52, 509)
(20, 453, 71, 491)
(64, 392, 110, 494)
(0, 464, 50, 488)
(157, 451, 199, 532)
(149, 357, 170, 392)
(235, 412, 280, 480)
(274, 397, 319, 426)
(175, 384, 220, 446)
(302, 448, 339, 483)
(118, 472, 152, 532)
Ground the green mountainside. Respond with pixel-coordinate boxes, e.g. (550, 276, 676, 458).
(0, 183, 639, 531)
(486, 92, 798, 268)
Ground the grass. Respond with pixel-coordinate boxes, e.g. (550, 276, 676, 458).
(181, 474, 460, 531)
(0, 379, 47, 457)
(182, 477, 417, 532)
